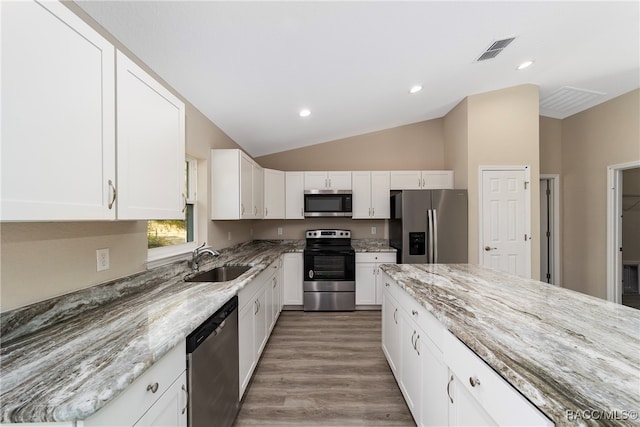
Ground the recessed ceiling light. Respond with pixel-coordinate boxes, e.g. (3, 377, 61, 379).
(517, 60, 534, 70)
(299, 109, 311, 117)
(409, 85, 423, 94)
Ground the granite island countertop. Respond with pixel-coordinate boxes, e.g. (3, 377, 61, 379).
(380, 263, 640, 427)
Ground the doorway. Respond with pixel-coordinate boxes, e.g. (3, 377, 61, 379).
(479, 166, 531, 278)
(540, 175, 560, 285)
(607, 161, 640, 308)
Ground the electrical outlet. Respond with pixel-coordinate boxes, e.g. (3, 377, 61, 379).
(371, 227, 377, 235)
(228, 231, 232, 241)
(96, 248, 110, 272)
(277, 227, 283, 235)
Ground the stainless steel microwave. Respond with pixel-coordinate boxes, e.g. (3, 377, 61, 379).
(304, 190, 352, 217)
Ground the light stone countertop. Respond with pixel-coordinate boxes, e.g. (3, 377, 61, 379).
(380, 263, 640, 427)
(0, 240, 303, 423)
(0, 238, 392, 423)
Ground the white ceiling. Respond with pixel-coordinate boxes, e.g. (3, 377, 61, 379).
(76, 1, 640, 157)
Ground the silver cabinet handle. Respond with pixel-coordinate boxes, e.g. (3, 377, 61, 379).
(411, 330, 416, 350)
(265, 207, 268, 217)
(369, 207, 371, 216)
(447, 375, 454, 403)
(385, 282, 390, 287)
(329, 178, 332, 187)
(108, 179, 117, 210)
(147, 382, 159, 393)
(241, 204, 245, 215)
(372, 207, 374, 216)
(422, 178, 426, 188)
(272, 277, 277, 289)
(484, 246, 497, 251)
(300, 207, 303, 216)
(415, 334, 420, 355)
(393, 308, 397, 324)
(412, 309, 418, 316)
(254, 206, 258, 216)
(181, 384, 188, 414)
(254, 300, 259, 315)
(469, 377, 481, 387)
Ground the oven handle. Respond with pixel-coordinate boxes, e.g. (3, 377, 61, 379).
(304, 250, 355, 256)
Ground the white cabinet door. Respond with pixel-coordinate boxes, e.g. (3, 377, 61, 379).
(352, 172, 372, 219)
(381, 282, 401, 376)
(134, 372, 187, 427)
(327, 172, 352, 190)
(252, 165, 264, 219)
(254, 287, 269, 356)
(240, 154, 254, 219)
(422, 171, 454, 190)
(238, 300, 256, 398)
(264, 169, 285, 219)
(421, 336, 449, 427)
(390, 171, 422, 190)
(371, 171, 391, 218)
(283, 253, 303, 305)
(304, 172, 328, 190)
(448, 373, 495, 427)
(400, 312, 423, 422)
(1, 0, 116, 221)
(304, 171, 352, 190)
(116, 51, 185, 220)
(355, 262, 376, 305)
(285, 172, 305, 219)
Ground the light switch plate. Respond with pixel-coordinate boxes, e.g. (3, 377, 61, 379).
(96, 248, 110, 272)
(371, 227, 377, 235)
(277, 227, 283, 235)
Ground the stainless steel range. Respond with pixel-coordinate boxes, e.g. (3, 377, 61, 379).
(303, 229, 356, 311)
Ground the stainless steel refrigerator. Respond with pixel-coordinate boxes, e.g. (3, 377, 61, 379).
(389, 190, 468, 264)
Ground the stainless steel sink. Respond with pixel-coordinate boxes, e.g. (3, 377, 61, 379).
(185, 265, 252, 283)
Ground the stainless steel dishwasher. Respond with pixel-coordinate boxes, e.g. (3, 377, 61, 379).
(186, 296, 239, 427)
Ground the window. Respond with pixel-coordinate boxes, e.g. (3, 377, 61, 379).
(147, 157, 198, 263)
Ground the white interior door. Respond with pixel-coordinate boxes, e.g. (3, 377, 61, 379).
(481, 168, 530, 278)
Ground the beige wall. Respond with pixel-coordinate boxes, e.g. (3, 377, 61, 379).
(623, 168, 640, 263)
(252, 218, 388, 240)
(561, 89, 640, 298)
(0, 3, 251, 311)
(257, 119, 445, 171)
(539, 117, 563, 175)
(463, 85, 541, 277)
(443, 98, 469, 189)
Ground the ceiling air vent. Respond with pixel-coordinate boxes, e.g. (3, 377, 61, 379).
(540, 86, 606, 118)
(476, 37, 516, 62)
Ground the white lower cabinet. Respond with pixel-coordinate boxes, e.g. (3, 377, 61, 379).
(381, 273, 552, 427)
(238, 260, 281, 399)
(81, 342, 186, 427)
(283, 253, 303, 306)
(355, 253, 395, 305)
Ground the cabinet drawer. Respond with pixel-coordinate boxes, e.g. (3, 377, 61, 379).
(445, 332, 552, 426)
(83, 341, 186, 426)
(394, 283, 445, 351)
(355, 252, 396, 263)
(238, 261, 278, 310)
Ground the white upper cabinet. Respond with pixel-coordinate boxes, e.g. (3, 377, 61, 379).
(116, 52, 185, 220)
(1, 1, 187, 222)
(304, 171, 352, 190)
(352, 171, 390, 219)
(264, 169, 285, 219)
(390, 171, 454, 190)
(1, 0, 116, 221)
(285, 172, 304, 219)
(211, 149, 263, 219)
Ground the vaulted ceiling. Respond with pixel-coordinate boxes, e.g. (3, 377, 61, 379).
(77, 1, 640, 157)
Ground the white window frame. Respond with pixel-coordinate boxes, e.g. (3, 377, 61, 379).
(147, 156, 199, 268)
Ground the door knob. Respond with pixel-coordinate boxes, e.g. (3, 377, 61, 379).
(484, 246, 497, 251)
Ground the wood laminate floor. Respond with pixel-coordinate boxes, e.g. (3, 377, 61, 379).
(234, 311, 415, 427)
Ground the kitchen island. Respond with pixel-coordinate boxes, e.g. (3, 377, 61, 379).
(380, 263, 640, 426)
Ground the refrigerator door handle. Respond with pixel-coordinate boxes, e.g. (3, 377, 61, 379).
(427, 209, 434, 263)
(433, 209, 438, 263)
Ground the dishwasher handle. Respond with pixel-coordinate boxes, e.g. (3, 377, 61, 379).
(186, 296, 238, 353)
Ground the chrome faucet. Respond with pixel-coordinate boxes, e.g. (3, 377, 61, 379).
(191, 242, 220, 272)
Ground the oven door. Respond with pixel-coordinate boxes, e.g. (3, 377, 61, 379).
(303, 248, 355, 291)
